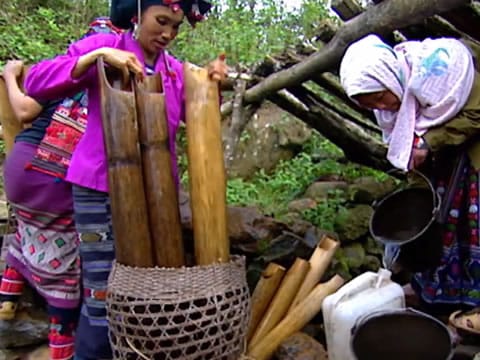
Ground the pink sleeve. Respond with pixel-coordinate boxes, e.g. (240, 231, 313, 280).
(169, 55, 187, 123)
(25, 33, 119, 101)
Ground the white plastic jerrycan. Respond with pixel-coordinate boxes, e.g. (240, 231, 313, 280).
(322, 268, 405, 360)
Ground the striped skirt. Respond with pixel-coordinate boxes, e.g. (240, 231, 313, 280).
(3, 142, 80, 309)
(72, 184, 114, 360)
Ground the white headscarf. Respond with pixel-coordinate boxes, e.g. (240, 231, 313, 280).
(340, 34, 475, 170)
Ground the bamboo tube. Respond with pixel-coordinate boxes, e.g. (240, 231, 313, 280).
(184, 63, 229, 265)
(247, 263, 286, 342)
(0, 70, 27, 154)
(247, 275, 345, 360)
(287, 236, 339, 313)
(134, 75, 185, 267)
(97, 59, 154, 267)
(248, 258, 310, 349)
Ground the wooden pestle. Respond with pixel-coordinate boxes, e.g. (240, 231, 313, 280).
(134, 75, 185, 267)
(184, 63, 229, 265)
(247, 275, 345, 360)
(247, 262, 286, 342)
(97, 58, 154, 267)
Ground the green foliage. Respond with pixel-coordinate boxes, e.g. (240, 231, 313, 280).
(223, 132, 388, 223)
(177, 125, 389, 226)
(302, 189, 347, 231)
(171, 0, 332, 66)
(0, 0, 108, 66)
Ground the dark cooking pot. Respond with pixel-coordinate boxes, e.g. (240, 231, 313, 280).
(369, 170, 442, 272)
(351, 308, 454, 360)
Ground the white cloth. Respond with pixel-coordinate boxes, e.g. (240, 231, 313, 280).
(340, 34, 475, 170)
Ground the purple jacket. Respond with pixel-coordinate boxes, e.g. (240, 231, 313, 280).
(25, 31, 184, 192)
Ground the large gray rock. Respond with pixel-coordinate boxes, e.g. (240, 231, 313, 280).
(275, 332, 328, 360)
(348, 176, 397, 204)
(0, 308, 48, 349)
(226, 103, 313, 179)
(304, 181, 348, 200)
(334, 205, 373, 243)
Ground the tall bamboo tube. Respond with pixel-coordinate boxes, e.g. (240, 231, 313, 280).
(247, 263, 286, 342)
(184, 63, 229, 265)
(247, 275, 345, 360)
(0, 69, 27, 154)
(287, 236, 339, 313)
(97, 59, 153, 267)
(134, 75, 185, 267)
(248, 258, 310, 349)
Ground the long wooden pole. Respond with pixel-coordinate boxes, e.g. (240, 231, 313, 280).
(287, 236, 339, 313)
(134, 75, 185, 267)
(184, 63, 229, 265)
(247, 263, 286, 342)
(247, 275, 345, 360)
(248, 258, 310, 349)
(98, 59, 154, 267)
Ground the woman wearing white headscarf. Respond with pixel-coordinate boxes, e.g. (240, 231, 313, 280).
(340, 34, 480, 320)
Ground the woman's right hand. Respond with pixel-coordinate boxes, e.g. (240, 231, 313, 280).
(98, 47, 144, 82)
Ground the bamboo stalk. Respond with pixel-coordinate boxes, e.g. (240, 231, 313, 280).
(134, 75, 185, 267)
(0, 70, 26, 154)
(184, 63, 229, 265)
(287, 236, 339, 313)
(247, 263, 286, 342)
(247, 275, 345, 360)
(97, 59, 154, 267)
(248, 258, 310, 349)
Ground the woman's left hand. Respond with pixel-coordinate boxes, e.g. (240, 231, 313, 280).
(207, 54, 228, 82)
(410, 148, 429, 169)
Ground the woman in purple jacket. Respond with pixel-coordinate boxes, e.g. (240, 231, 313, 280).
(23, 1, 227, 358)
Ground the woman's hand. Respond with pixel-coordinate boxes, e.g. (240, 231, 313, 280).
(207, 54, 228, 82)
(99, 48, 144, 81)
(74, 47, 144, 82)
(3, 60, 24, 79)
(410, 148, 429, 169)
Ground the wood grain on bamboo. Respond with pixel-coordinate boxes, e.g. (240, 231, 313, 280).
(247, 262, 286, 342)
(98, 59, 154, 267)
(134, 75, 185, 267)
(288, 236, 339, 312)
(248, 258, 310, 349)
(247, 275, 345, 360)
(184, 63, 229, 265)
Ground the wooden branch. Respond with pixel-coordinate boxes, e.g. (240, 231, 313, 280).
(224, 78, 247, 169)
(331, 0, 364, 21)
(220, 0, 470, 116)
(296, 84, 381, 134)
(268, 89, 389, 170)
(440, 3, 480, 42)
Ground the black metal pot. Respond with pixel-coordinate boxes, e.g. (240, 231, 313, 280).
(351, 308, 454, 360)
(369, 170, 442, 272)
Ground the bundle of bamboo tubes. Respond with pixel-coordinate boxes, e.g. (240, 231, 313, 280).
(98, 59, 230, 268)
(245, 235, 344, 360)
